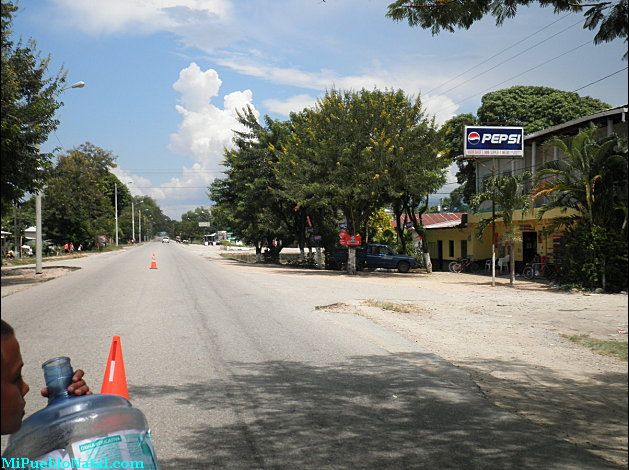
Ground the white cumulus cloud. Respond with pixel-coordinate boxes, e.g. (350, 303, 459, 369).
(141, 63, 257, 217)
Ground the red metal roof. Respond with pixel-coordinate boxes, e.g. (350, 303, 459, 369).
(391, 213, 464, 229)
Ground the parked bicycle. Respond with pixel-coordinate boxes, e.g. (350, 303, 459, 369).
(522, 258, 559, 280)
(448, 257, 479, 273)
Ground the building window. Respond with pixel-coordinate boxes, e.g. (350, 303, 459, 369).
(448, 240, 455, 258)
(461, 240, 468, 258)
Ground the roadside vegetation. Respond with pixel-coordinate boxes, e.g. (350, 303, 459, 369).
(563, 334, 628, 361)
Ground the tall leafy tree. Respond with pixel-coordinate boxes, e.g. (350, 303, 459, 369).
(387, 0, 628, 58)
(477, 87, 610, 134)
(43, 143, 117, 246)
(210, 107, 299, 261)
(1, 1, 66, 211)
(472, 173, 532, 285)
(438, 113, 477, 204)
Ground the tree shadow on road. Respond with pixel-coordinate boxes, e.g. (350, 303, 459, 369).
(129, 352, 622, 469)
(456, 357, 628, 467)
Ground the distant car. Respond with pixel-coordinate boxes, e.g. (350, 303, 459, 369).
(162, 237, 170, 243)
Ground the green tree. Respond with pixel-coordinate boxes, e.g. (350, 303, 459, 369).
(42, 143, 117, 246)
(386, 0, 628, 58)
(210, 107, 300, 261)
(438, 113, 477, 204)
(443, 186, 470, 212)
(532, 126, 628, 290)
(1, 2, 66, 211)
(477, 87, 610, 134)
(472, 173, 532, 285)
(135, 196, 172, 241)
(279, 89, 445, 272)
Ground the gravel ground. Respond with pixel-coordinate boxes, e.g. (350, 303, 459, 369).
(3, 244, 627, 467)
(208, 245, 628, 467)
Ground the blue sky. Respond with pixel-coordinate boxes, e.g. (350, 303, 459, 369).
(12, 0, 628, 219)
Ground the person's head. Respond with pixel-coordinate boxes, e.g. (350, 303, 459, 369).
(1, 319, 30, 435)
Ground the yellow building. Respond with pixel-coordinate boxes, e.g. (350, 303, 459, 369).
(426, 105, 628, 271)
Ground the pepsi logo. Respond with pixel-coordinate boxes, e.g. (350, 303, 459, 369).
(467, 131, 481, 145)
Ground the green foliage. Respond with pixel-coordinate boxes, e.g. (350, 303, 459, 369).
(39, 142, 174, 247)
(533, 127, 628, 291)
(534, 127, 628, 230)
(210, 107, 300, 250)
(134, 195, 172, 241)
(563, 334, 628, 361)
(173, 206, 213, 242)
(43, 143, 117, 245)
(555, 214, 627, 292)
(443, 186, 470, 212)
(438, 113, 477, 204)
(1, 1, 66, 211)
(211, 88, 445, 262)
(477, 87, 610, 134)
(368, 208, 394, 243)
(386, 0, 628, 58)
(472, 172, 532, 284)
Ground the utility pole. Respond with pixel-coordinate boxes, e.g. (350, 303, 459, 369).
(131, 201, 135, 242)
(138, 210, 142, 244)
(491, 158, 496, 288)
(114, 183, 119, 246)
(13, 202, 20, 260)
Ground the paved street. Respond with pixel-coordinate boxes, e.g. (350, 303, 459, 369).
(1, 243, 623, 469)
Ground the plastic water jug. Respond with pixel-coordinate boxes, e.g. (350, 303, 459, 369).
(4, 357, 159, 469)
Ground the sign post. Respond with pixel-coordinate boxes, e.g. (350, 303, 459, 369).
(464, 126, 524, 287)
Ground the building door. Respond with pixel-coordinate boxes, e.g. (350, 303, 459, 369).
(522, 232, 537, 263)
(437, 240, 443, 271)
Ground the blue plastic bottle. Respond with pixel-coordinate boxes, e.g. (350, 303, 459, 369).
(4, 357, 159, 469)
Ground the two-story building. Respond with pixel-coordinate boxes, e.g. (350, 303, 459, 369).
(426, 104, 628, 271)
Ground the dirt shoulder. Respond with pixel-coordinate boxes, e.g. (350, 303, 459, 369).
(1, 266, 81, 297)
(326, 273, 628, 467)
(203, 244, 628, 467)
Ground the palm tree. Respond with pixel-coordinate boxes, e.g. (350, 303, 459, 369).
(532, 126, 628, 290)
(472, 172, 532, 286)
(532, 126, 627, 230)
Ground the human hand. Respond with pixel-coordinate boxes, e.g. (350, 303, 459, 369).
(41, 369, 93, 397)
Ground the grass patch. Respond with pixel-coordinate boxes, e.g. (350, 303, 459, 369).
(563, 334, 628, 361)
(363, 299, 425, 314)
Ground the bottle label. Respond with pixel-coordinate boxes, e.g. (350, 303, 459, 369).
(31, 429, 158, 469)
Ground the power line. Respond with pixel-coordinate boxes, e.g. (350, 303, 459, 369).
(572, 67, 628, 92)
(426, 13, 575, 95)
(433, 40, 592, 116)
(437, 18, 584, 96)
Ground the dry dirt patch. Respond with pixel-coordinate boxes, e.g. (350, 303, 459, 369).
(1, 266, 79, 297)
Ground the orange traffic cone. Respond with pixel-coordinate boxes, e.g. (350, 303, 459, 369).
(100, 335, 129, 399)
(149, 254, 158, 270)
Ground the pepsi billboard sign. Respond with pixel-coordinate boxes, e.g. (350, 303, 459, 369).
(464, 126, 524, 158)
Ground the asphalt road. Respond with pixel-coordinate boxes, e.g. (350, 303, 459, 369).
(1, 243, 621, 469)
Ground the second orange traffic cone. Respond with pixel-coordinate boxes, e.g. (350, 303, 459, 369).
(149, 254, 158, 270)
(100, 335, 129, 399)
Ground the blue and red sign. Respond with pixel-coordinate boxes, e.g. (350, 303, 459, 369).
(464, 126, 524, 158)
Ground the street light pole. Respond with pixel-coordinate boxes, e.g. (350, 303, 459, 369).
(138, 210, 142, 244)
(114, 182, 119, 246)
(131, 200, 135, 243)
(35, 80, 85, 274)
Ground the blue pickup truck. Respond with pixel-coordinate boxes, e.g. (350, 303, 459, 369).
(329, 244, 417, 273)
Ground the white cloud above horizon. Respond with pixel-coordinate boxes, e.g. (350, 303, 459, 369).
(130, 63, 259, 218)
